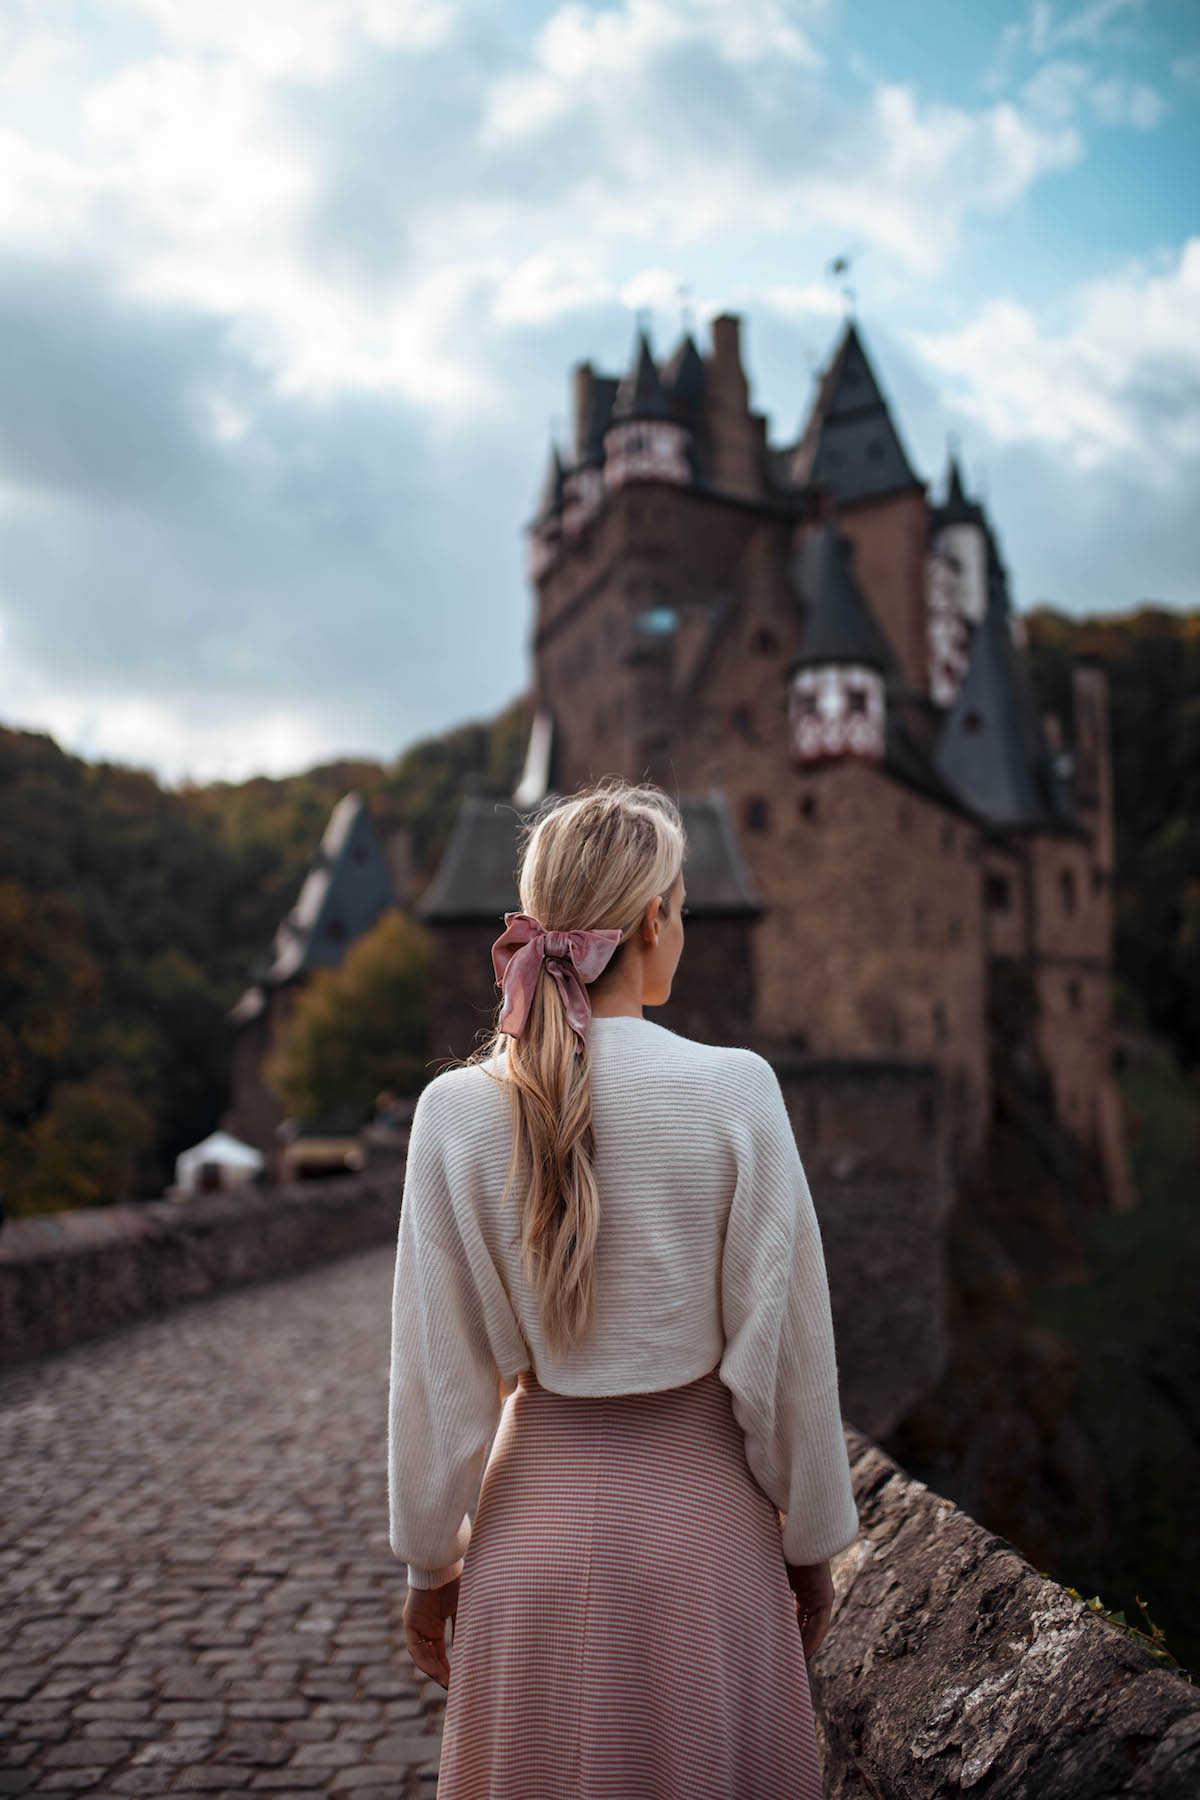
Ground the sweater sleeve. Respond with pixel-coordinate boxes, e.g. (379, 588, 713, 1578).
(718, 1054, 859, 1566)
(387, 1081, 505, 1590)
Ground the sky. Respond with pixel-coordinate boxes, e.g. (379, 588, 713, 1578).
(0, 0, 1196, 787)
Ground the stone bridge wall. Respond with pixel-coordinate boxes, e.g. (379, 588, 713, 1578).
(815, 1426, 1199, 1796)
(0, 1142, 407, 1367)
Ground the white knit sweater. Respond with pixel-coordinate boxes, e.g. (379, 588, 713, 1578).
(387, 1014, 859, 1589)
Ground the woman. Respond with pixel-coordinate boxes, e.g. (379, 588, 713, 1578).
(388, 779, 859, 1798)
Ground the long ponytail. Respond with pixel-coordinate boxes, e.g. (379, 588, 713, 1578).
(474, 780, 685, 1355)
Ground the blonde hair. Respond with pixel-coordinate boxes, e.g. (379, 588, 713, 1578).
(476, 779, 686, 1355)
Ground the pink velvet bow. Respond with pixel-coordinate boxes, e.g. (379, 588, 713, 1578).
(491, 912, 624, 1052)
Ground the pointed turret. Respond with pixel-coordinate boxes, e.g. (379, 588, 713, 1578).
(534, 444, 565, 523)
(611, 329, 670, 421)
(790, 525, 902, 676)
(791, 320, 920, 503)
(603, 326, 692, 492)
(787, 525, 897, 765)
(661, 331, 706, 408)
(934, 575, 1077, 832)
(528, 443, 567, 579)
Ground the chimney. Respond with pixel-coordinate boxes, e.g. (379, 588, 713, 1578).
(573, 361, 595, 463)
(711, 314, 743, 376)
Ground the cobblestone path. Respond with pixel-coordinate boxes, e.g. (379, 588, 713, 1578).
(0, 1245, 450, 1799)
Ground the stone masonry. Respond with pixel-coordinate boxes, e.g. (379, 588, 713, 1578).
(0, 1246, 446, 1800)
(4, 1247, 1196, 1799)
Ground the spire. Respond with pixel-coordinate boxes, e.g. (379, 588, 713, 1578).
(789, 525, 902, 676)
(661, 331, 705, 407)
(791, 320, 920, 503)
(534, 444, 565, 522)
(938, 447, 981, 528)
(611, 329, 669, 422)
(933, 575, 1077, 831)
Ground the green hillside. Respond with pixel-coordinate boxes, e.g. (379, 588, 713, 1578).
(0, 698, 527, 1212)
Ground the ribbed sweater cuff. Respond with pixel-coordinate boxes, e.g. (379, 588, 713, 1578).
(406, 1557, 465, 1590)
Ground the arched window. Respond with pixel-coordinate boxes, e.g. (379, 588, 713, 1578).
(744, 796, 770, 832)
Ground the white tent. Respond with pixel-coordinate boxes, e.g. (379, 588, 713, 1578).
(174, 1130, 265, 1196)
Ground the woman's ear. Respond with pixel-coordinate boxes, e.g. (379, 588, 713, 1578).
(642, 894, 663, 946)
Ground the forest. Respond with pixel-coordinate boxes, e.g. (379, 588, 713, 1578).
(0, 604, 1196, 1216)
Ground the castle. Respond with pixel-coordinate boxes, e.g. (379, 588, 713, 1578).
(225, 310, 1128, 1430)
(419, 312, 1123, 1193)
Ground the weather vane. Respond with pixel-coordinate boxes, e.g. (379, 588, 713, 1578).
(826, 248, 861, 314)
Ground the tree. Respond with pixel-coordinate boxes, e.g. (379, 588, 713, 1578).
(15, 1070, 155, 1216)
(266, 910, 431, 1124)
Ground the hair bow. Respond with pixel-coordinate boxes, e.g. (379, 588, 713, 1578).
(491, 912, 624, 1053)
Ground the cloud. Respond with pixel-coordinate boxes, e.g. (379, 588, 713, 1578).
(907, 239, 1200, 476)
(0, 0, 1190, 783)
(1021, 57, 1166, 129)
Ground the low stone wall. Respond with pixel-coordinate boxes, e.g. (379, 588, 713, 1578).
(0, 1159, 406, 1367)
(814, 1426, 1199, 1797)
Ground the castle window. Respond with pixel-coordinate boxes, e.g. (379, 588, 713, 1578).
(796, 689, 819, 718)
(846, 687, 868, 715)
(932, 1001, 949, 1044)
(963, 710, 982, 734)
(985, 872, 1011, 910)
(1091, 869, 1106, 894)
(914, 900, 928, 943)
(1067, 977, 1082, 1011)
(744, 797, 770, 832)
(1059, 868, 1077, 916)
(730, 704, 753, 737)
(752, 628, 778, 655)
(799, 792, 819, 822)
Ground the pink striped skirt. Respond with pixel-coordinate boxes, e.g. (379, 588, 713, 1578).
(436, 1366, 825, 1800)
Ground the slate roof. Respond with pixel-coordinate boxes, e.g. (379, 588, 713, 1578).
(789, 525, 903, 677)
(418, 792, 761, 924)
(661, 331, 706, 408)
(534, 445, 565, 522)
(792, 321, 921, 505)
(581, 375, 619, 463)
(246, 792, 398, 989)
(934, 576, 1082, 833)
(611, 330, 671, 423)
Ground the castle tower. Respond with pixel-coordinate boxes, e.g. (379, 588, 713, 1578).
(790, 321, 929, 693)
(527, 445, 565, 583)
(603, 329, 692, 491)
(788, 524, 898, 766)
(925, 452, 981, 707)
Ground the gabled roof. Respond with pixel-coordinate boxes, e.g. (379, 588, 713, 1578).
(249, 792, 398, 988)
(418, 793, 761, 924)
(611, 330, 670, 423)
(791, 320, 921, 504)
(934, 577, 1081, 833)
(789, 525, 903, 677)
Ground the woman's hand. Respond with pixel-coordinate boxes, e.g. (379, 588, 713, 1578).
(403, 1576, 460, 1689)
(785, 1558, 835, 1662)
